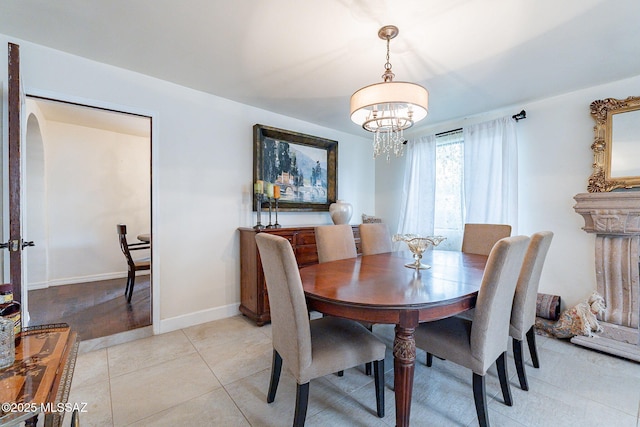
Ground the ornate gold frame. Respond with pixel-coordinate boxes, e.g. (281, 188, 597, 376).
(588, 96, 640, 192)
(253, 124, 337, 212)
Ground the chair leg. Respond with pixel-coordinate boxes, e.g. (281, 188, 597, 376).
(365, 323, 373, 376)
(126, 272, 135, 303)
(496, 351, 513, 406)
(512, 338, 529, 391)
(293, 382, 309, 427)
(267, 350, 282, 403)
(70, 409, 80, 427)
(526, 326, 540, 368)
(124, 271, 133, 296)
(426, 352, 433, 367)
(472, 373, 489, 427)
(373, 359, 385, 418)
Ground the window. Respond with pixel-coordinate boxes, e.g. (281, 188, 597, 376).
(434, 132, 464, 251)
(398, 116, 518, 246)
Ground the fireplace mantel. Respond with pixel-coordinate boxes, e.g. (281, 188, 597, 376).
(574, 192, 640, 235)
(573, 192, 640, 361)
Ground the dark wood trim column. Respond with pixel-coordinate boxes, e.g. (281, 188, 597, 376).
(8, 42, 22, 303)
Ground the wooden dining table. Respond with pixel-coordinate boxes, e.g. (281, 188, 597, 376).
(299, 250, 488, 427)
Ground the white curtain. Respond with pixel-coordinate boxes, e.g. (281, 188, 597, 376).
(463, 116, 518, 231)
(396, 135, 436, 236)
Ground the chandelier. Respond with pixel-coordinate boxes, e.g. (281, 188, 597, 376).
(350, 25, 429, 160)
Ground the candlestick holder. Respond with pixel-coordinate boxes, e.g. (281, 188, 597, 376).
(266, 198, 275, 228)
(274, 198, 281, 228)
(253, 193, 265, 230)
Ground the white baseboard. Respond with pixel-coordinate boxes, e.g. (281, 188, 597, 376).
(158, 303, 241, 334)
(28, 271, 150, 290)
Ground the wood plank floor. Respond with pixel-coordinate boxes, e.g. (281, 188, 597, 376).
(27, 275, 151, 341)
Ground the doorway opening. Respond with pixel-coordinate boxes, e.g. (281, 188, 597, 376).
(23, 96, 152, 341)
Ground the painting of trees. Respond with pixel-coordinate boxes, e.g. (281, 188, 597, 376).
(254, 125, 337, 211)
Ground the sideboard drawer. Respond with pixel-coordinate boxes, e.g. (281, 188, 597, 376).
(296, 244, 319, 266)
(295, 231, 316, 246)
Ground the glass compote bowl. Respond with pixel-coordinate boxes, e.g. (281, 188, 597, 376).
(392, 234, 447, 270)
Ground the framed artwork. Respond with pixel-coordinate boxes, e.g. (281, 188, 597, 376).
(253, 124, 337, 212)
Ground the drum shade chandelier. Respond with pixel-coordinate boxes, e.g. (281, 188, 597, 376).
(350, 25, 429, 160)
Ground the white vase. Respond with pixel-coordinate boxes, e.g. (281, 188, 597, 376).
(329, 200, 353, 225)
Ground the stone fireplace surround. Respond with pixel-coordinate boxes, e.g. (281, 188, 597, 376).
(573, 192, 640, 361)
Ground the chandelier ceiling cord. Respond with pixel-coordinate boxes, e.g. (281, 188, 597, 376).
(350, 25, 429, 161)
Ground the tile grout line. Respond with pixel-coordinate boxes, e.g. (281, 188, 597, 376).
(105, 346, 116, 427)
(183, 322, 260, 426)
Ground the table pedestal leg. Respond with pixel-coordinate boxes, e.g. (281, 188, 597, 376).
(394, 311, 418, 427)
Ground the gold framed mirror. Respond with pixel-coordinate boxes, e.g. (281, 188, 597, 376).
(588, 96, 640, 192)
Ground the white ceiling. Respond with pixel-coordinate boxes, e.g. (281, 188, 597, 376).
(2, 0, 640, 137)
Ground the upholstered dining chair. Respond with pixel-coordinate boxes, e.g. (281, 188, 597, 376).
(315, 224, 357, 263)
(116, 224, 150, 303)
(456, 231, 554, 391)
(414, 235, 530, 427)
(255, 233, 386, 427)
(315, 224, 371, 375)
(359, 223, 393, 256)
(510, 231, 554, 391)
(461, 223, 512, 256)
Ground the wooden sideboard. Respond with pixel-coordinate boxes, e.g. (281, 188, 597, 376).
(238, 226, 361, 326)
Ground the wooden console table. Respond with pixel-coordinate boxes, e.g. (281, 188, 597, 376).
(0, 323, 78, 427)
(238, 226, 361, 325)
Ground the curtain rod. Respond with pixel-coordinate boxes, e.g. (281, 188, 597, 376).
(435, 128, 462, 137)
(434, 109, 528, 138)
(512, 110, 527, 122)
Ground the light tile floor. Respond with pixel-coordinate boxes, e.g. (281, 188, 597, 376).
(49, 315, 640, 426)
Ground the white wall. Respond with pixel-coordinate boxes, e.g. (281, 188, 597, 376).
(0, 35, 375, 333)
(41, 119, 150, 287)
(376, 74, 640, 309)
(23, 98, 151, 289)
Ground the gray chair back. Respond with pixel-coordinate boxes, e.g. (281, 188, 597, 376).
(510, 231, 554, 339)
(315, 224, 357, 263)
(461, 223, 512, 256)
(255, 233, 312, 377)
(470, 235, 529, 370)
(359, 223, 393, 255)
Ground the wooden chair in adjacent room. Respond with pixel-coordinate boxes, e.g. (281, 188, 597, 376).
(255, 233, 386, 427)
(359, 223, 393, 256)
(461, 223, 512, 256)
(414, 235, 530, 427)
(117, 224, 150, 303)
